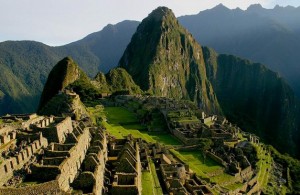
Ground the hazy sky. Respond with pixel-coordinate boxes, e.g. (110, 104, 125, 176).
(0, 0, 299, 46)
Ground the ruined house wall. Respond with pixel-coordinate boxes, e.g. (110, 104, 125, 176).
(0, 131, 16, 147)
(0, 180, 62, 195)
(240, 166, 253, 180)
(55, 117, 73, 143)
(206, 151, 227, 167)
(92, 153, 105, 195)
(33, 117, 73, 143)
(172, 129, 200, 145)
(56, 127, 91, 191)
(92, 129, 107, 195)
(247, 182, 260, 194)
(22, 116, 45, 130)
(111, 186, 139, 195)
(0, 136, 48, 185)
(135, 143, 142, 195)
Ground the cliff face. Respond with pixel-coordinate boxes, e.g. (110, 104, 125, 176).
(203, 47, 300, 155)
(119, 7, 221, 114)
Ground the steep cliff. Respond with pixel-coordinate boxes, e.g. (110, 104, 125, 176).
(203, 47, 300, 156)
(119, 7, 220, 114)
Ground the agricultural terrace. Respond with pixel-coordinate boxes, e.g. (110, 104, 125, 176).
(170, 149, 241, 190)
(89, 106, 181, 145)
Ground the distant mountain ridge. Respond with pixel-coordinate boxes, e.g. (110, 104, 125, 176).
(0, 20, 138, 115)
(179, 3, 300, 96)
(2, 4, 300, 115)
(1, 4, 300, 157)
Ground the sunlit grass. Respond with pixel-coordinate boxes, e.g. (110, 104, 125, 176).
(90, 106, 181, 145)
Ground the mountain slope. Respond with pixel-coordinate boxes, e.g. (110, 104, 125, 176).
(179, 4, 300, 96)
(203, 47, 300, 156)
(68, 20, 139, 73)
(119, 7, 221, 114)
(0, 21, 138, 114)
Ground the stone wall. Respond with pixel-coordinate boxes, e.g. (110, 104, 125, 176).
(56, 127, 91, 191)
(111, 185, 139, 195)
(0, 131, 16, 147)
(32, 117, 73, 143)
(240, 166, 253, 181)
(172, 128, 200, 145)
(0, 135, 48, 185)
(0, 180, 63, 195)
(206, 151, 227, 167)
(22, 116, 45, 130)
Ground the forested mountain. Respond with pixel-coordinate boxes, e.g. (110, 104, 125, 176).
(179, 4, 300, 96)
(0, 21, 138, 114)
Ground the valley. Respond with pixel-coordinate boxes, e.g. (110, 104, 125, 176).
(0, 4, 300, 195)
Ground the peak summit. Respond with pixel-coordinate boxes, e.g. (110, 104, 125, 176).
(147, 6, 175, 21)
(119, 7, 221, 113)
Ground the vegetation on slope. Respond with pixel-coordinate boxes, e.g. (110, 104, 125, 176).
(179, 4, 300, 96)
(38, 57, 81, 111)
(203, 46, 300, 157)
(119, 6, 221, 114)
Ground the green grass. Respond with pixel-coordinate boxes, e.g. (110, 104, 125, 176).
(142, 171, 155, 195)
(224, 182, 244, 190)
(177, 150, 223, 174)
(105, 107, 140, 124)
(210, 173, 237, 184)
(149, 159, 163, 195)
(170, 149, 238, 186)
(170, 149, 208, 179)
(255, 144, 272, 191)
(102, 107, 181, 145)
(146, 132, 181, 145)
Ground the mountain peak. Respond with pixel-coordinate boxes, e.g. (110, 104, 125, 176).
(38, 56, 81, 111)
(147, 6, 175, 21)
(247, 4, 264, 11)
(119, 7, 221, 114)
(213, 3, 230, 11)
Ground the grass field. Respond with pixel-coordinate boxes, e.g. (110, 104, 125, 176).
(149, 159, 164, 195)
(170, 149, 208, 179)
(170, 149, 237, 186)
(177, 150, 223, 174)
(90, 106, 181, 145)
(255, 144, 272, 191)
(142, 171, 154, 195)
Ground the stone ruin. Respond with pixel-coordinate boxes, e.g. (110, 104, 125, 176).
(0, 113, 108, 194)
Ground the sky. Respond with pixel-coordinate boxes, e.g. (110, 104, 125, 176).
(0, 0, 299, 46)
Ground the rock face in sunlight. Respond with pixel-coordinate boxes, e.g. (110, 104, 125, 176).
(119, 7, 221, 114)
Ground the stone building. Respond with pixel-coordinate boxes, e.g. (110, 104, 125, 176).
(0, 114, 108, 194)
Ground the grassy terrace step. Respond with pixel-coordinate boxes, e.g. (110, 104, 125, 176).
(170, 149, 239, 188)
(89, 106, 182, 145)
(255, 144, 272, 192)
